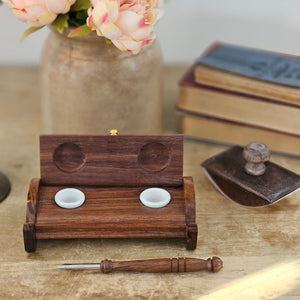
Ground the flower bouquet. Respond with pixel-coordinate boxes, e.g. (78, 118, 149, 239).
(1, 0, 163, 54)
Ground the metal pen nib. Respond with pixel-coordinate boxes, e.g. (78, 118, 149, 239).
(57, 264, 100, 270)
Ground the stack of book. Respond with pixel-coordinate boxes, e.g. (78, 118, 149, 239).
(177, 42, 300, 156)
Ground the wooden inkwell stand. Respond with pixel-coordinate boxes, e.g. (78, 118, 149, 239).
(23, 135, 198, 252)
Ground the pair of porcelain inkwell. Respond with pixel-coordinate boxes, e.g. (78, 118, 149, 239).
(55, 186, 171, 209)
(54, 129, 171, 210)
(23, 131, 300, 253)
(24, 131, 198, 252)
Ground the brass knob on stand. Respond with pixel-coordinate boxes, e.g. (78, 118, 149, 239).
(110, 129, 118, 136)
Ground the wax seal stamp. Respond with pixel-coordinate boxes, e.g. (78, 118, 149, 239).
(201, 143, 300, 207)
(0, 172, 11, 203)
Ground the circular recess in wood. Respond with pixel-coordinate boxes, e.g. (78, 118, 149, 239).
(53, 142, 86, 173)
(138, 142, 170, 172)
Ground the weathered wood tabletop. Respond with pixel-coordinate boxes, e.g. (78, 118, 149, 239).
(0, 66, 299, 299)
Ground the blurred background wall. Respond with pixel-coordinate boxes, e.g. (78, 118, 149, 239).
(0, 0, 300, 65)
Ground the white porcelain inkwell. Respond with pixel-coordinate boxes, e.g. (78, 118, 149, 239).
(139, 188, 171, 208)
(55, 188, 85, 209)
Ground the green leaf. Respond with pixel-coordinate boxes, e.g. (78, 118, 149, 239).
(0, 0, 3, 5)
(68, 9, 89, 27)
(21, 26, 44, 42)
(68, 24, 92, 38)
(70, 0, 91, 12)
(51, 14, 69, 34)
(76, 10, 88, 23)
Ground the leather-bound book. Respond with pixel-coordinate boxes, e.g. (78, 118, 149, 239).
(177, 64, 300, 136)
(181, 113, 300, 157)
(194, 42, 300, 105)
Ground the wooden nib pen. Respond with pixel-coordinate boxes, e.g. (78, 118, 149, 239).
(57, 257, 223, 274)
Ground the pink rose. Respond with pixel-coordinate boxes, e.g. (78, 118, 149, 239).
(3, 0, 76, 26)
(87, 0, 163, 54)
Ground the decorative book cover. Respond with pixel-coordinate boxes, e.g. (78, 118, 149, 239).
(195, 42, 300, 105)
(178, 64, 300, 136)
(198, 43, 300, 88)
(181, 113, 300, 157)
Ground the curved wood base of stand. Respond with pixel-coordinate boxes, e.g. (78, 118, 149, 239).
(184, 177, 198, 250)
(186, 224, 198, 250)
(23, 178, 39, 252)
(23, 177, 198, 252)
(23, 223, 37, 253)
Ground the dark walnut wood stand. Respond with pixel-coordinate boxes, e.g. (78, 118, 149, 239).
(23, 135, 198, 252)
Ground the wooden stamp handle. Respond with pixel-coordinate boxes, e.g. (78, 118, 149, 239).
(243, 142, 270, 176)
(100, 257, 223, 273)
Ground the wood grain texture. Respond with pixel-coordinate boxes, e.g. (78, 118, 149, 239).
(25, 178, 40, 223)
(40, 135, 183, 187)
(183, 177, 198, 250)
(184, 177, 197, 225)
(100, 257, 222, 273)
(2, 66, 300, 299)
(23, 223, 36, 253)
(34, 183, 190, 241)
(23, 178, 40, 252)
(31, 134, 195, 250)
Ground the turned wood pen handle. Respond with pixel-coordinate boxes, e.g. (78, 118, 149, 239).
(100, 257, 223, 273)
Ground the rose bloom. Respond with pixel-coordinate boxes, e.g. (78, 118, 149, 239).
(87, 0, 163, 54)
(3, 0, 76, 26)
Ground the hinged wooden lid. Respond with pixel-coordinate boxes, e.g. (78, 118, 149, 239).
(40, 135, 183, 186)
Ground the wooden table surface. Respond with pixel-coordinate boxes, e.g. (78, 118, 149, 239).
(0, 66, 299, 299)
